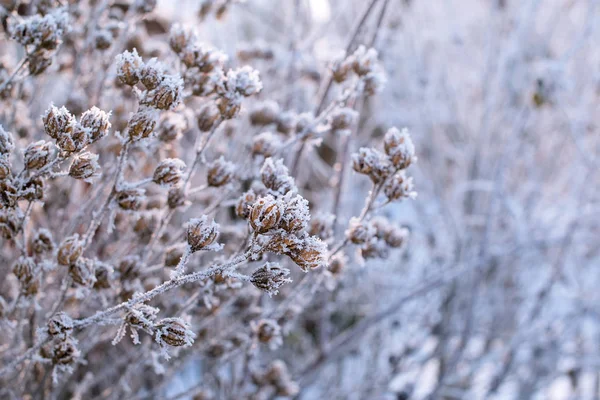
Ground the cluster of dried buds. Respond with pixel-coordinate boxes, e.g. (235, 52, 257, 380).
(331, 45, 386, 95)
(39, 312, 80, 379)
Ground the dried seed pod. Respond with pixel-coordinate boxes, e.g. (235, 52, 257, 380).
(309, 213, 335, 240)
(252, 319, 282, 347)
(128, 107, 159, 141)
(57, 235, 83, 266)
(329, 107, 358, 131)
(125, 304, 159, 329)
(13, 256, 36, 283)
(0, 125, 15, 154)
(346, 218, 375, 244)
(206, 156, 235, 187)
(158, 112, 187, 142)
(235, 189, 256, 219)
(167, 186, 186, 209)
(197, 103, 221, 132)
(142, 75, 184, 110)
(249, 195, 285, 234)
(43, 105, 76, 140)
(24, 140, 53, 170)
(69, 152, 100, 180)
(361, 237, 389, 259)
(47, 312, 73, 339)
(288, 234, 328, 271)
(164, 244, 186, 268)
(153, 158, 186, 187)
(328, 253, 346, 275)
(279, 194, 310, 233)
(140, 60, 163, 90)
(216, 96, 241, 120)
(169, 24, 194, 55)
(384, 171, 417, 201)
(30, 228, 54, 255)
(186, 215, 220, 252)
(384, 226, 409, 248)
(22, 276, 41, 297)
(250, 262, 292, 297)
(154, 318, 196, 347)
(94, 262, 113, 289)
(363, 71, 386, 96)
(260, 158, 295, 195)
(80, 106, 111, 142)
(249, 101, 280, 126)
(0, 155, 10, 179)
(331, 56, 354, 83)
(252, 131, 281, 158)
(384, 127, 416, 169)
(28, 51, 53, 76)
(224, 66, 263, 97)
(0, 179, 18, 208)
(56, 123, 89, 153)
(51, 337, 79, 366)
(352, 46, 379, 76)
(116, 188, 145, 211)
(116, 48, 143, 86)
(351, 147, 393, 183)
(0, 210, 20, 239)
(21, 177, 45, 201)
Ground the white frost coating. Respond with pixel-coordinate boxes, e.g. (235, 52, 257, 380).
(225, 66, 263, 97)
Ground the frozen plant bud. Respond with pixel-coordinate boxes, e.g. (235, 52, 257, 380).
(207, 156, 235, 187)
(47, 312, 73, 339)
(167, 186, 187, 209)
(42, 104, 75, 140)
(28, 51, 53, 76)
(352, 46, 379, 76)
(116, 188, 145, 211)
(249, 195, 285, 234)
(0, 125, 15, 154)
(346, 218, 376, 244)
(94, 262, 113, 289)
(22, 177, 45, 201)
(57, 235, 83, 266)
(309, 213, 335, 240)
(128, 107, 159, 141)
(329, 107, 358, 132)
(56, 123, 90, 153)
(331, 56, 354, 83)
(363, 71, 386, 96)
(288, 234, 328, 271)
(0, 210, 20, 239)
(260, 158, 296, 195)
(116, 49, 143, 86)
(384, 171, 417, 201)
(249, 101, 280, 126)
(361, 237, 389, 259)
(225, 66, 263, 97)
(328, 253, 346, 275)
(236, 189, 256, 219)
(69, 152, 100, 180)
(50, 337, 80, 366)
(197, 103, 221, 132)
(186, 215, 220, 252)
(385, 226, 409, 248)
(140, 60, 164, 90)
(250, 262, 292, 297)
(11, 9, 69, 50)
(30, 228, 54, 255)
(252, 319, 282, 348)
(80, 106, 111, 142)
(252, 131, 281, 158)
(70, 258, 96, 286)
(153, 158, 186, 187)
(279, 193, 310, 233)
(158, 112, 187, 142)
(24, 141, 53, 170)
(0, 179, 18, 208)
(384, 127, 416, 169)
(164, 244, 186, 268)
(142, 74, 184, 110)
(154, 318, 196, 347)
(13, 256, 36, 283)
(0, 156, 10, 179)
(352, 147, 393, 183)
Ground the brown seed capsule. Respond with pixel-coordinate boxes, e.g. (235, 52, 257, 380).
(43, 105, 76, 140)
(197, 103, 221, 132)
(142, 75, 183, 110)
(164, 244, 186, 268)
(331, 57, 354, 83)
(0, 125, 15, 154)
(22, 276, 40, 296)
(24, 140, 53, 170)
(276, 112, 296, 135)
(28, 51, 53, 76)
(169, 24, 193, 55)
(253, 319, 282, 345)
(69, 152, 100, 180)
(260, 158, 295, 195)
(186, 216, 220, 252)
(0, 210, 19, 239)
(384, 127, 416, 169)
(328, 253, 346, 275)
(57, 235, 83, 266)
(346, 218, 375, 244)
(217, 97, 241, 120)
(30, 228, 54, 255)
(140, 62, 163, 90)
(249, 195, 284, 234)
(288, 235, 328, 271)
(116, 49, 143, 86)
(329, 107, 358, 131)
(116, 188, 145, 211)
(128, 108, 158, 141)
(351, 147, 393, 183)
(309, 213, 335, 240)
(235, 189, 256, 219)
(69, 258, 96, 286)
(167, 186, 186, 209)
(94, 30, 113, 50)
(94, 262, 113, 289)
(280, 194, 310, 233)
(250, 262, 291, 297)
(0, 155, 11, 179)
(384, 171, 416, 201)
(384, 226, 409, 248)
(56, 123, 89, 153)
(125, 304, 159, 329)
(155, 318, 196, 347)
(0, 179, 18, 208)
(13, 256, 36, 283)
(153, 158, 185, 187)
(252, 131, 281, 158)
(80, 106, 111, 142)
(249, 101, 280, 126)
(52, 337, 79, 366)
(47, 312, 73, 339)
(158, 112, 187, 142)
(22, 177, 45, 201)
(361, 237, 389, 259)
(206, 156, 235, 187)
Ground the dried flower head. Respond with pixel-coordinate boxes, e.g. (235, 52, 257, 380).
(384, 127, 416, 169)
(252, 319, 282, 349)
(186, 215, 221, 252)
(116, 48, 143, 86)
(128, 107, 159, 141)
(249, 101, 280, 126)
(252, 131, 281, 158)
(24, 140, 53, 170)
(279, 193, 310, 233)
(57, 235, 83, 266)
(30, 228, 54, 255)
(309, 213, 335, 240)
(260, 158, 296, 195)
(0, 156, 11, 179)
(236, 189, 256, 219)
(384, 171, 417, 201)
(154, 318, 196, 347)
(47, 312, 74, 339)
(70, 258, 97, 287)
(352, 147, 393, 183)
(153, 158, 186, 187)
(158, 112, 187, 142)
(13, 256, 36, 283)
(0, 210, 20, 239)
(207, 156, 235, 187)
(69, 152, 100, 181)
(116, 188, 145, 211)
(80, 106, 111, 142)
(42, 104, 76, 140)
(0, 125, 15, 154)
(197, 103, 221, 132)
(249, 195, 285, 234)
(346, 217, 376, 244)
(250, 262, 292, 297)
(288, 234, 328, 271)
